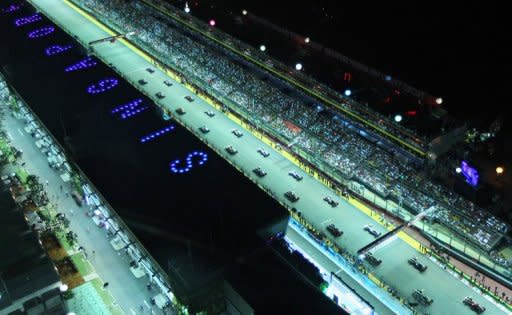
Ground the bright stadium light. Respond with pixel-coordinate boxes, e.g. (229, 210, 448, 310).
(344, 89, 352, 96)
(436, 97, 443, 105)
(184, 2, 190, 13)
(496, 166, 504, 175)
(242, 9, 248, 15)
(456, 167, 462, 174)
(394, 114, 403, 122)
(209, 19, 216, 27)
(305, 37, 310, 44)
(259, 45, 266, 52)
(295, 63, 303, 71)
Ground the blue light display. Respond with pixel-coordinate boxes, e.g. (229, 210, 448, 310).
(111, 99, 143, 114)
(28, 26, 55, 39)
(120, 106, 149, 119)
(2, 4, 22, 13)
(86, 78, 119, 95)
(170, 151, 208, 174)
(140, 125, 175, 143)
(15, 14, 42, 27)
(65, 57, 97, 72)
(461, 160, 479, 187)
(45, 44, 73, 56)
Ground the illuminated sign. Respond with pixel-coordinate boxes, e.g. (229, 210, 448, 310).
(111, 99, 143, 114)
(140, 125, 175, 143)
(65, 57, 97, 72)
(15, 14, 42, 27)
(45, 44, 73, 56)
(28, 26, 55, 39)
(461, 161, 479, 187)
(170, 151, 208, 174)
(2, 4, 22, 13)
(86, 78, 119, 94)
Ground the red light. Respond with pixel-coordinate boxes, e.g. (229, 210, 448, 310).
(343, 72, 352, 82)
(406, 110, 417, 116)
(394, 89, 401, 95)
(384, 96, 391, 104)
(209, 19, 216, 26)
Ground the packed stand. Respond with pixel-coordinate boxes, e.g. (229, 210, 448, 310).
(75, 0, 509, 259)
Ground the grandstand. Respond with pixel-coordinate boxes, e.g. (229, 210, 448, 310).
(72, 0, 512, 276)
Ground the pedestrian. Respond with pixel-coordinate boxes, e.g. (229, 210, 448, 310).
(45, 180, 49, 186)
(69, 209, 74, 216)
(60, 185, 63, 191)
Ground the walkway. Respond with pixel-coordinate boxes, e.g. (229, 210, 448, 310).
(1, 107, 165, 314)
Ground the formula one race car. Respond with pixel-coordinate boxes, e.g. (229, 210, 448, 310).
(463, 297, 486, 313)
(408, 257, 428, 273)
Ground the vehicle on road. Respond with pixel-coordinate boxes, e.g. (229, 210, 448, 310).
(231, 129, 243, 138)
(253, 167, 267, 178)
(463, 297, 486, 314)
(199, 126, 210, 134)
(225, 145, 238, 155)
(288, 171, 303, 181)
(364, 253, 382, 266)
(257, 148, 270, 157)
(363, 224, 381, 238)
(284, 191, 300, 202)
(323, 196, 339, 207)
(412, 289, 433, 305)
(326, 224, 343, 237)
(408, 257, 428, 273)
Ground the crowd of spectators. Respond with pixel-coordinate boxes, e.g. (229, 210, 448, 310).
(74, 0, 510, 265)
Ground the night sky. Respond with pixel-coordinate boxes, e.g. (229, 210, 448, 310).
(180, 0, 509, 123)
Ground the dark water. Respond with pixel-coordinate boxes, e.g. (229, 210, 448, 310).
(0, 5, 284, 266)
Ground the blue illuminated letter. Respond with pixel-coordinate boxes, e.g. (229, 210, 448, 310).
(170, 151, 208, 174)
(86, 78, 119, 95)
(28, 26, 55, 39)
(15, 14, 42, 27)
(45, 44, 73, 56)
(65, 57, 97, 72)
